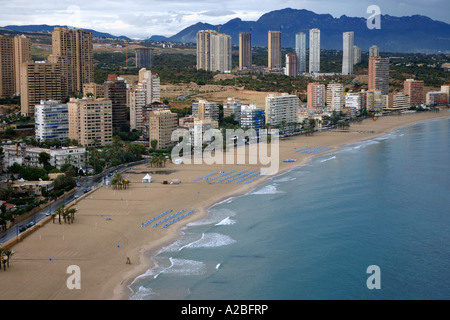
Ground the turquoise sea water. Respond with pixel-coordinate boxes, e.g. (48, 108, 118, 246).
(129, 116, 450, 300)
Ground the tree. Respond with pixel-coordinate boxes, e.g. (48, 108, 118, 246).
(3, 250, 14, 268)
(55, 204, 65, 224)
(38, 151, 51, 166)
(150, 139, 158, 151)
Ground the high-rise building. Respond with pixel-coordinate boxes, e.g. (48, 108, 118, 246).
(345, 92, 361, 109)
(441, 84, 450, 103)
(240, 105, 265, 129)
(369, 45, 379, 58)
(239, 32, 252, 70)
(148, 109, 178, 149)
(326, 83, 344, 112)
(135, 47, 153, 69)
(127, 87, 146, 131)
(268, 31, 281, 70)
(13, 35, 31, 95)
(0, 36, 14, 98)
(20, 61, 65, 116)
(309, 28, 320, 73)
(52, 27, 94, 95)
(138, 68, 161, 104)
(307, 82, 326, 110)
(192, 100, 219, 121)
(295, 32, 306, 74)
(403, 79, 424, 106)
(68, 97, 113, 147)
(285, 53, 299, 77)
(104, 75, 128, 132)
(197, 30, 231, 73)
(265, 93, 299, 126)
(366, 89, 384, 112)
(353, 46, 361, 65)
(83, 83, 104, 98)
(368, 56, 390, 95)
(35, 100, 69, 142)
(342, 32, 354, 75)
(223, 97, 242, 122)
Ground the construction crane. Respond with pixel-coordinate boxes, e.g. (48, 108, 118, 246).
(218, 26, 221, 33)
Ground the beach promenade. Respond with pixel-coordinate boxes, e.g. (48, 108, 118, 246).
(0, 111, 448, 300)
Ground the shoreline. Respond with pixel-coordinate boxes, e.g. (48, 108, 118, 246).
(114, 112, 450, 300)
(0, 111, 447, 300)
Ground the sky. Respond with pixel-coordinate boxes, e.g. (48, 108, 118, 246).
(0, 0, 448, 39)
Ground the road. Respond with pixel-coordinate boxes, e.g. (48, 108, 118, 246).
(0, 160, 145, 246)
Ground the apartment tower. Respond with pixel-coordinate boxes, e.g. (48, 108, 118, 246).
(68, 97, 113, 147)
(285, 52, 299, 77)
(197, 30, 231, 73)
(342, 32, 354, 75)
(0, 36, 14, 98)
(268, 31, 281, 70)
(307, 82, 326, 110)
(52, 27, 94, 95)
(13, 35, 32, 95)
(148, 110, 178, 149)
(239, 32, 252, 70)
(295, 32, 307, 74)
(135, 47, 153, 69)
(309, 28, 320, 73)
(104, 74, 127, 132)
(368, 56, 390, 95)
(403, 79, 424, 106)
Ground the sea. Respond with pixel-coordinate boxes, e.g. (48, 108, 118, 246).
(128, 116, 450, 300)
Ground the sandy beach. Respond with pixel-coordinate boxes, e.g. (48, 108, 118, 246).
(0, 111, 448, 300)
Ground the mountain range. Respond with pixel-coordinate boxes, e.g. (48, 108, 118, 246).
(0, 24, 130, 40)
(151, 8, 450, 53)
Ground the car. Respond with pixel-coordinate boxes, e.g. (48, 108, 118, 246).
(26, 221, 35, 228)
(45, 211, 51, 216)
(19, 226, 26, 232)
(83, 189, 90, 193)
(74, 195, 79, 199)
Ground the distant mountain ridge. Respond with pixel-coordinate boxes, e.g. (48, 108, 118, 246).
(0, 24, 130, 40)
(151, 8, 450, 53)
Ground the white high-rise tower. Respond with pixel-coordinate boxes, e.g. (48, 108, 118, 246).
(342, 31, 354, 75)
(295, 32, 306, 74)
(309, 28, 320, 74)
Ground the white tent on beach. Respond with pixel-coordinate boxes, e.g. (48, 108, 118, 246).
(142, 174, 152, 183)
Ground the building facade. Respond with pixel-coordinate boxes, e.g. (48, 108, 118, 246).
(135, 47, 153, 69)
(342, 32, 354, 75)
(104, 75, 128, 132)
(368, 56, 390, 95)
(240, 105, 265, 129)
(223, 97, 242, 122)
(369, 45, 379, 58)
(403, 79, 424, 106)
(68, 97, 113, 147)
(295, 32, 307, 74)
(265, 93, 299, 126)
(307, 82, 326, 110)
(0, 36, 14, 98)
(13, 35, 32, 95)
(148, 110, 178, 149)
(239, 32, 252, 70)
(285, 52, 299, 77)
(268, 31, 281, 70)
(309, 28, 321, 73)
(35, 100, 69, 142)
(197, 30, 232, 73)
(192, 100, 220, 121)
(326, 83, 344, 112)
(353, 46, 361, 65)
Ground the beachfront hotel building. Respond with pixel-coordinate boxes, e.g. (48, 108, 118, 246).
(345, 92, 361, 110)
(326, 83, 344, 112)
(366, 89, 384, 112)
(68, 97, 113, 147)
(403, 79, 424, 106)
(20, 60, 65, 117)
(265, 93, 299, 126)
(223, 97, 242, 122)
(2, 145, 85, 171)
(307, 82, 326, 111)
(285, 52, 299, 77)
(135, 47, 153, 69)
(35, 100, 69, 142)
(148, 109, 178, 149)
(0, 36, 14, 98)
(192, 100, 220, 121)
(240, 104, 265, 129)
(342, 32, 354, 75)
(52, 27, 94, 95)
(239, 32, 252, 70)
(295, 32, 307, 74)
(13, 35, 32, 95)
(196, 30, 232, 73)
(104, 75, 128, 132)
(426, 91, 448, 105)
(384, 92, 410, 111)
(309, 28, 320, 73)
(368, 56, 390, 95)
(441, 84, 450, 103)
(268, 31, 282, 70)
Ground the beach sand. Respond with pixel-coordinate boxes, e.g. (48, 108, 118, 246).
(0, 111, 448, 300)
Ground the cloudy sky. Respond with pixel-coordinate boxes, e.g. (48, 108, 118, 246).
(0, 0, 448, 39)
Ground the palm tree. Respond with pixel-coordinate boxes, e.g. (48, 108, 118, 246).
(0, 248, 3, 271)
(66, 208, 77, 224)
(55, 204, 65, 224)
(4, 250, 14, 268)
